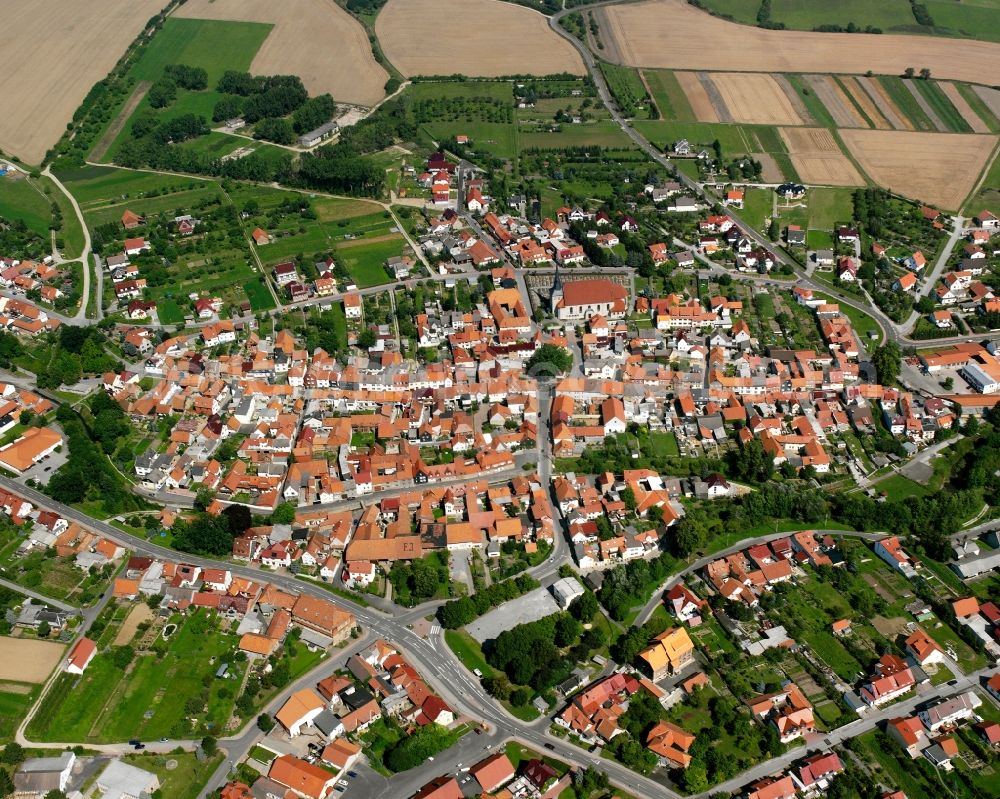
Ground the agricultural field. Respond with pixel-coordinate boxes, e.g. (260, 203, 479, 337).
(27, 608, 246, 743)
(175, 0, 387, 106)
(701, 73, 809, 125)
(839, 129, 998, 209)
(376, 0, 585, 78)
(599, 0, 1000, 84)
(0, 681, 39, 743)
(779, 127, 864, 186)
(964, 144, 1000, 213)
(0, 637, 65, 683)
(0, 0, 164, 164)
(642, 70, 696, 121)
(697, 0, 920, 32)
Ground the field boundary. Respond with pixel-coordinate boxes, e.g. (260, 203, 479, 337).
(90, 81, 151, 163)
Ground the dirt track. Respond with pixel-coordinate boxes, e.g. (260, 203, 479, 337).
(0, 0, 163, 164)
(600, 0, 1000, 85)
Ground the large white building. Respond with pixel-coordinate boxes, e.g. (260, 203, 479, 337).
(552, 275, 629, 321)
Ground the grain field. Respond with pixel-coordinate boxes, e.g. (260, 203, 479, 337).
(0, 638, 65, 683)
(376, 0, 584, 77)
(0, 0, 164, 164)
(839, 129, 997, 210)
(779, 128, 864, 187)
(676, 72, 719, 122)
(600, 0, 1000, 85)
(176, 0, 387, 106)
(705, 73, 805, 125)
(939, 83, 989, 134)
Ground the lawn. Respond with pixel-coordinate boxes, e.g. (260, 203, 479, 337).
(808, 187, 854, 230)
(518, 121, 634, 150)
(122, 752, 224, 799)
(741, 188, 772, 231)
(0, 175, 52, 236)
(871, 473, 930, 500)
(424, 122, 518, 160)
(642, 69, 696, 122)
(444, 629, 496, 678)
(27, 609, 245, 743)
(243, 278, 275, 311)
(0, 682, 39, 743)
(333, 237, 401, 288)
(156, 300, 186, 326)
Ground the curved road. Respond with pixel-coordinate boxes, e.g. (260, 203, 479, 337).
(43, 167, 96, 323)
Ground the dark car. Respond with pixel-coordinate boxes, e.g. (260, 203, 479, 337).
(128, 739, 140, 746)
(133, 743, 146, 750)
(544, 743, 555, 751)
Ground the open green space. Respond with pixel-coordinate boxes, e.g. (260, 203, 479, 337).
(0, 683, 40, 743)
(519, 121, 634, 150)
(870, 472, 930, 500)
(155, 299, 185, 325)
(740, 187, 772, 231)
(333, 238, 399, 288)
(243, 279, 275, 311)
(122, 752, 225, 799)
(808, 187, 854, 230)
(100, 18, 272, 162)
(27, 609, 246, 743)
(0, 175, 52, 237)
(642, 70, 696, 122)
(601, 63, 653, 119)
(963, 144, 1000, 214)
(924, 0, 1000, 44)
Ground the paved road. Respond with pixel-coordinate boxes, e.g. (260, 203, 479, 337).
(0, 575, 78, 612)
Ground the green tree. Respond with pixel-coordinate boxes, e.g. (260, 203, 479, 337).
(270, 502, 296, 525)
(0, 743, 25, 766)
(257, 714, 275, 732)
(683, 762, 708, 793)
(201, 735, 218, 756)
(872, 340, 901, 385)
(37, 620, 50, 638)
(526, 344, 573, 377)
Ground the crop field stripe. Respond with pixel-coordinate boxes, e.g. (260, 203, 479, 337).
(877, 77, 935, 131)
(786, 75, 837, 129)
(642, 70, 696, 121)
(833, 77, 877, 129)
(939, 82, 991, 134)
(957, 83, 1000, 133)
(914, 80, 973, 133)
(830, 128, 873, 186)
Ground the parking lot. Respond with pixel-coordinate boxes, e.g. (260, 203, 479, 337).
(465, 586, 560, 645)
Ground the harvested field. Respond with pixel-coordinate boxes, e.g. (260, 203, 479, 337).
(752, 153, 784, 182)
(840, 129, 998, 209)
(840, 77, 891, 130)
(705, 73, 805, 125)
(114, 603, 154, 646)
(973, 86, 1000, 120)
(805, 76, 867, 129)
(939, 83, 989, 134)
(872, 615, 909, 637)
(600, 0, 1000, 84)
(0, 637, 64, 683)
(779, 127, 864, 187)
(0, 0, 164, 164)
(676, 72, 719, 122)
(773, 75, 812, 123)
(376, 0, 584, 78)
(175, 0, 387, 106)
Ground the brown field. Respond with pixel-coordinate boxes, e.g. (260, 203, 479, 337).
(676, 72, 719, 122)
(176, 0, 387, 106)
(839, 77, 891, 130)
(752, 153, 784, 183)
(840, 129, 998, 209)
(940, 83, 989, 134)
(806, 76, 867, 129)
(0, 637, 65, 683)
(0, 0, 164, 164)
(114, 603, 154, 646)
(376, 0, 584, 77)
(600, 0, 1000, 84)
(779, 127, 864, 187)
(705, 73, 805, 126)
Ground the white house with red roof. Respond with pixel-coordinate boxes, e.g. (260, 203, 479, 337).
(66, 637, 97, 674)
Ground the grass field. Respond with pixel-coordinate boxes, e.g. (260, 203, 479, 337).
(28, 610, 244, 743)
(334, 238, 399, 288)
(57, 165, 211, 207)
(243, 279, 275, 311)
(741, 188, 772, 230)
(122, 752, 224, 799)
(0, 682, 39, 743)
(642, 69, 696, 121)
(601, 63, 652, 119)
(101, 17, 271, 161)
(424, 122, 517, 160)
(156, 300, 185, 325)
(871, 472, 931, 500)
(518, 121, 634, 150)
(808, 187, 855, 229)
(963, 142, 1000, 214)
(925, 0, 1000, 44)
(0, 176, 51, 236)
